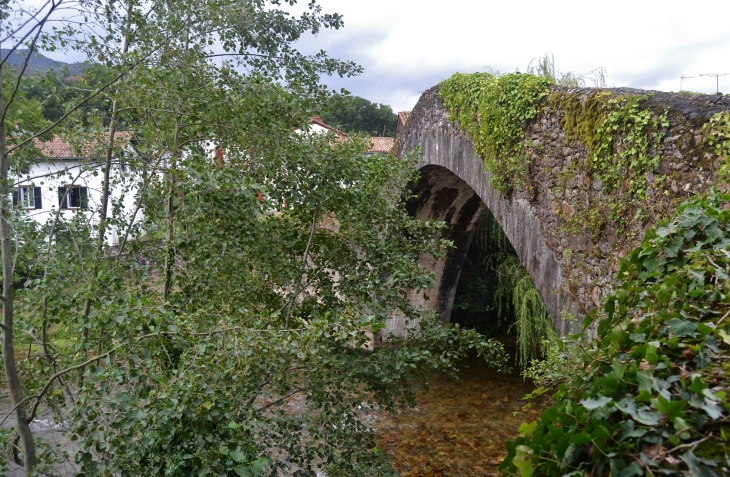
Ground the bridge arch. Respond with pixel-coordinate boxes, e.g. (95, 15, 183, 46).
(388, 136, 578, 338)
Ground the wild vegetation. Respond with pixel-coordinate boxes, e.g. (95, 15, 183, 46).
(0, 1, 510, 475)
(320, 94, 398, 137)
(503, 191, 730, 477)
(439, 62, 730, 476)
(452, 211, 555, 368)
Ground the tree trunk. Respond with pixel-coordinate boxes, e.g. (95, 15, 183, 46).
(163, 119, 181, 299)
(0, 57, 37, 476)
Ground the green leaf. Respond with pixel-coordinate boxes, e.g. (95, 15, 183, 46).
(717, 328, 730, 346)
(233, 467, 252, 477)
(229, 448, 247, 463)
(681, 450, 717, 477)
(519, 421, 538, 437)
(666, 318, 697, 338)
(512, 445, 535, 477)
(635, 407, 662, 426)
(650, 395, 687, 420)
(580, 395, 612, 410)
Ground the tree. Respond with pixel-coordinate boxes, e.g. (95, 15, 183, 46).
(321, 94, 398, 137)
(0, 1, 508, 475)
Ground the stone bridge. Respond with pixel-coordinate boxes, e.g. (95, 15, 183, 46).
(384, 84, 730, 337)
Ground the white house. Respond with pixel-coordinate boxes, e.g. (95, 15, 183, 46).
(296, 117, 394, 154)
(13, 120, 391, 245)
(14, 134, 140, 245)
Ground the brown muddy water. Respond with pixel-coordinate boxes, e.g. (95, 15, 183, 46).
(1, 356, 547, 476)
(371, 355, 549, 477)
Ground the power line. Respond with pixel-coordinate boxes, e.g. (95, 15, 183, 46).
(699, 73, 730, 93)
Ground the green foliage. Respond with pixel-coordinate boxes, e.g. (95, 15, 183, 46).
(705, 111, 730, 182)
(494, 256, 556, 368)
(439, 72, 552, 191)
(12, 88, 509, 476)
(451, 211, 516, 336)
(502, 190, 730, 476)
(2, 67, 50, 170)
(452, 212, 555, 368)
(320, 94, 398, 137)
(526, 52, 607, 88)
(1, 2, 513, 475)
(522, 335, 587, 390)
(556, 91, 669, 200)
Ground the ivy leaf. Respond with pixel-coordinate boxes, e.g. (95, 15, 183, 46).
(666, 319, 697, 338)
(637, 370, 659, 393)
(650, 395, 687, 420)
(617, 420, 647, 442)
(605, 297, 616, 318)
(634, 408, 662, 426)
(717, 328, 730, 346)
(702, 400, 724, 420)
(580, 395, 612, 410)
(610, 459, 643, 477)
(233, 467, 253, 477)
(681, 451, 718, 477)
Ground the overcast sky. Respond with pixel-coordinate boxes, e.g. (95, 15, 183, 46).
(296, 0, 730, 112)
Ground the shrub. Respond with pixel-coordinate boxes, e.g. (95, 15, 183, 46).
(502, 190, 730, 477)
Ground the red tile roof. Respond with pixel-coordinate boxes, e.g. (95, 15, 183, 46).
(367, 137, 394, 154)
(310, 116, 347, 138)
(305, 117, 394, 154)
(32, 132, 132, 159)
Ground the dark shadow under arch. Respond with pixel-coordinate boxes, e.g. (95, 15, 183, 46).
(383, 161, 579, 339)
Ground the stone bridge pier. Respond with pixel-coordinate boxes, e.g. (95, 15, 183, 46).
(385, 84, 729, 338)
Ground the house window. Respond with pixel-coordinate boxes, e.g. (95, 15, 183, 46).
(12, 186, 42, 209)
(58, 186, 88, 209)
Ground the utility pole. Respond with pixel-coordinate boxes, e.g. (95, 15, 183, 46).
(699, 73, 730, 94)
(680, 75, 694, 91)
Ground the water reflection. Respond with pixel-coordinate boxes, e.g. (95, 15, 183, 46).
(372, 355, 548, 477)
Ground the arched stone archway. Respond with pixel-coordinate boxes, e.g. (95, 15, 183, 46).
(385, 150, 579, 339)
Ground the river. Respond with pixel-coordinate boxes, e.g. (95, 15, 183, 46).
(371, 354, 548, 477)
(1, 354, 546, 476)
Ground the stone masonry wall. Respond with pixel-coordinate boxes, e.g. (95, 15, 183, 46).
(393, 84, 730, 337)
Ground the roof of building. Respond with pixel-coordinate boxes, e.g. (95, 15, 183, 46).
(367, 137, 395, 154)
(310, 116, 347, 138)
(31, 132, 133, 159)
(303, 117, 394, 154)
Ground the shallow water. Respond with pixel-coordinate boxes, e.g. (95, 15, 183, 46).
(0, 356, 546, 476)
(372, 356, 548, 477)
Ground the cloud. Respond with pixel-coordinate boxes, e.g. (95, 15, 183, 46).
(612, 41, 720, 90)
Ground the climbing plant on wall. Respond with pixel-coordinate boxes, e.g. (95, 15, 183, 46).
(554, 91, 669, 200)
(439, 73, 552, 192)
(706, 111, 730, 182)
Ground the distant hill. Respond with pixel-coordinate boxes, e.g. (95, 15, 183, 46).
(1, 48, 88, 76)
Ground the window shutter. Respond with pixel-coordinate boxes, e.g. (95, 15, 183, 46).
(12, 189, 18, 206)
(34, 187, 42, 209)
(79, 187, 88, 209)
(58, 186, 67, 209)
